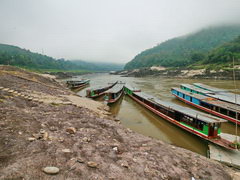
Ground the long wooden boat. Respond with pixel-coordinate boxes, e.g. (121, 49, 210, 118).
(86, 81, 118, 98)
(193, 83, 240, 106)
(104, 84, 124, 104)
(124, 85, 237, 150)
(171, 87, 240, 125)
(66, 79, 90, 90)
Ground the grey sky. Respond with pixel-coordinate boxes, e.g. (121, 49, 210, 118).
(0, 0, 240, 63)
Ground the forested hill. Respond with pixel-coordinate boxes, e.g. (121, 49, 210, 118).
(200, 35, 240, 66)
(0, 44, 84, 71)
(124, 25, 240, 70)
(0, 44, 124, 72)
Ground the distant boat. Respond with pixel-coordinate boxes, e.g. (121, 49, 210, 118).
(124, 85, 237, 150)
(104, 84, 124, 104)
(66, 79, 90, 90)
(193, 83, 240, 106)
(171, 86, 240, 125)
(86, 81, 118, 98)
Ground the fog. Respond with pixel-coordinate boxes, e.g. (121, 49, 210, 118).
(0, 0, 240, 63)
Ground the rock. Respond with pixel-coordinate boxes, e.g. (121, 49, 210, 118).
(8, 90, 14, 93)
(76, 158, 84, 163)
(49, 126, 58, 131)
(2, 88, 9, 91)
(87, 161, 98, 168)
(0, 86, 3, 90)
(18, 131, 22, 135)
(120, 161, 129, 168)
(28, 137, 36, 142)
(43, 132, 49, 140)
(82, 137, 91, 142)
(62, 149, 71, 153)
(114, 117, 120, 121)
(113, 146, 118, 152)
(42, 166, 59, 175)
(40, 129, 46, 134)
(66, 127, 76, 134)
(58, 137, 64, 142)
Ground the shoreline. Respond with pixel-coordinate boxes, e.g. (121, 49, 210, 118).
(114, 67, 240, 80)
(0, 65, 239, 179)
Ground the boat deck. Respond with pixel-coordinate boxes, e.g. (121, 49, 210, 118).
(135, 91, 227, 123)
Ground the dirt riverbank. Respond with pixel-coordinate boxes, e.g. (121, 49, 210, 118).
(0, 65, 238, 179)
(116, 67, 240, 80)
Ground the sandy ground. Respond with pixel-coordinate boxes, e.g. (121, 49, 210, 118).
(0, 65, 239, 180)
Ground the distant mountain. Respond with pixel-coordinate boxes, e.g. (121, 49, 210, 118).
(125, 25, 240, 70)
(70, 60, 124, 71)
(0, 44, 123, 72)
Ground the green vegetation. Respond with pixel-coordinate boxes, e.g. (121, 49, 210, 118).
(125, 25, 240, 70)
(0, 44, 124, 72)
(0, 44, 85, 71)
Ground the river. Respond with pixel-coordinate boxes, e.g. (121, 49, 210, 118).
(75, 73, 240, 156)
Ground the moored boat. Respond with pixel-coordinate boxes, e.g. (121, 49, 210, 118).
(193, 83, 240, 106)
(104, 84, 124, 104)
(171, 87, 240, 125)
(124, 85, 237, 150)
(66, 79, 90, 90)
(86, 81, 118, 98)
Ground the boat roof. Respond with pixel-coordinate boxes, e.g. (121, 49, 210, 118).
(207, 92, 240, 106)
(124, 84, 141, 92)
(105, 84, 123, 93)
(193, 83, 229, 93)
(181, 84, 213, 94)
(173, 87, 240, 113)
(134, 91, 227, 123)
(88, 81, 117, 91)
(183, 83, 240, 106)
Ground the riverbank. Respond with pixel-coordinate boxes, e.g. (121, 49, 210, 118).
(116, 66, 240, 80)
(0, 65, 238, 179)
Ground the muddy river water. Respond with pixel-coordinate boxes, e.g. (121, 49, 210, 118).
(76, 73, 240, 156)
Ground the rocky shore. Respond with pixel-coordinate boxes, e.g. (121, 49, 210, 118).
(116, 66, 240, 80)
(0, 65, 239, 179)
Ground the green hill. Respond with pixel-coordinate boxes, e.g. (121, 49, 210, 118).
(0, 44, 124, 72)
(200, 36, 240, 66)
(0, 44, 85, 71)
(124, 25, 240, 70)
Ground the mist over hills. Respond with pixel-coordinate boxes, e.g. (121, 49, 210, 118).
(125, 25, 240, 70)
(0, 44, 123, 72)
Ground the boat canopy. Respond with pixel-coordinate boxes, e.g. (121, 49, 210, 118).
(193, 83, 229, 93)
(135, 91, 227, 124)
(193, 83, 240, 106)
(181, 84, 213, 94)
(105, 84, 123, 93)
(173, 87, 240, 113)
(124, 85, 141, 92)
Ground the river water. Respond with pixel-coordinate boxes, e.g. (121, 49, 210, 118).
(75, 73, 240, 156)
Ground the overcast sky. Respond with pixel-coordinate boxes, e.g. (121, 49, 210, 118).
(0, 0, 240, 63)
